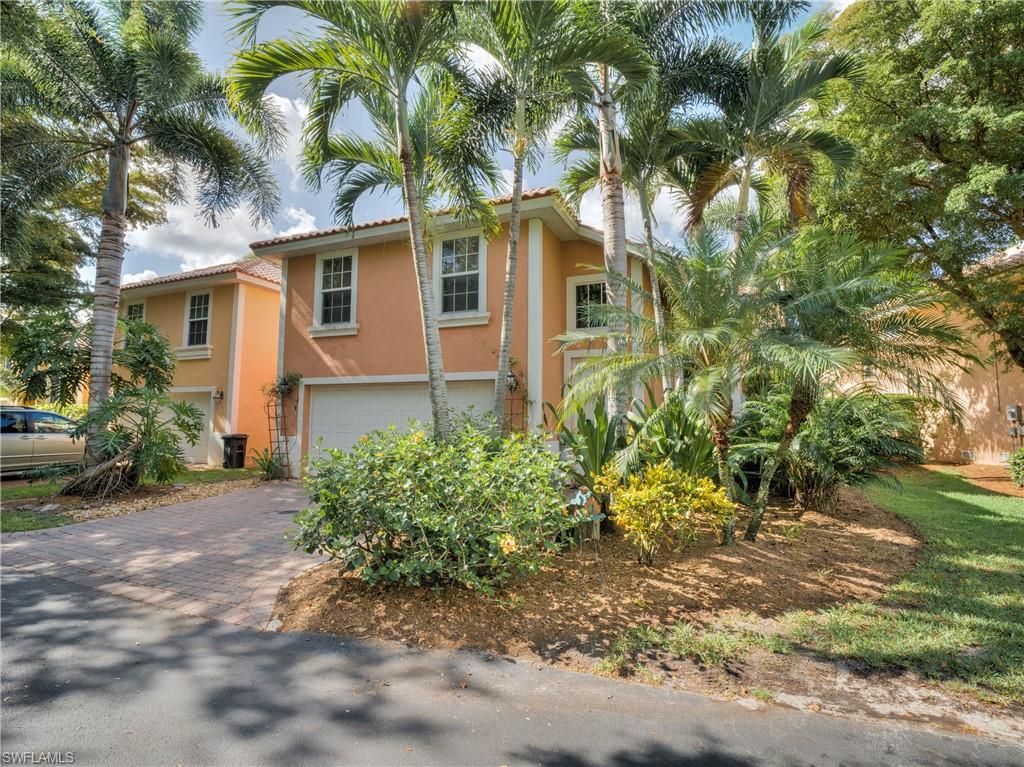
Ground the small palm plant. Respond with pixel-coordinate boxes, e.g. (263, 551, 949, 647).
(3, 0, 280, 466)
(740, 227, 973, 539)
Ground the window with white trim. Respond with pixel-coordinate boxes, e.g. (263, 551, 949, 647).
(439, 235, 480, 313)
(125, 302, 145, 321)
(573, 281, 607, 329)
(186, 293, 210, 346)
(319, 254, 354, 325)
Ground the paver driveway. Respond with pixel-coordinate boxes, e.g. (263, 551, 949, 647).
(0, 482, 316, 629)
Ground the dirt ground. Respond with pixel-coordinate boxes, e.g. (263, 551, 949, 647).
(3, 476, 263, 523)
(936, 462, 1024, 498)
(275, 490, 919, 663)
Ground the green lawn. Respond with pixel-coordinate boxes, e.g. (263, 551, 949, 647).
(785, 467, 1024, 704)
(0, 467, 255, 532)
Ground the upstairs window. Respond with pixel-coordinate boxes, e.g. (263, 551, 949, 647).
(125, 302, 145, 321)
(320, 254, 354, 325)
(573, 280, 607, 329)
(440, 235, 481, 314)
(187, 293, 210, 346)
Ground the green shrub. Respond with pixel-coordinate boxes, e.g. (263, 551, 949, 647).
(250, 448, 283, 480)
(544, 397, 624, 515)
(596, 460, 735, 565)
(296, 420, 577, 593)
(1009, 448, 1024, 487)
(624, 386, 715, 478)
(788, 394, 923, 514)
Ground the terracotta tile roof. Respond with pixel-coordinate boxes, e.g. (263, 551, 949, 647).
(122, 258, 281, 290)
(249, 187, 562, 250)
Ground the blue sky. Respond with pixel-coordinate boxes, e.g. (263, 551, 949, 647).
(118, 0, 846, 284)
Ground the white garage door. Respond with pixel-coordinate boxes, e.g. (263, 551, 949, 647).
(309, 381, 493, 454)
(162, 394, 211, 465)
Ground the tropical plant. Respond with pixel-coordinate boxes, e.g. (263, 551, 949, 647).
(249, 448, 283, 481)
(1009, 448, 1024, 488)
(544, 397, 624, 518)
(815, 0, 1024, 370)
(740, 226, 971, 540)
(2, 0, 279, 466)
(785, 393, 925, 515)
(623, 386, 715, 478)
(456, 0, 646, 424)
(8, 317, 203, 497)
(296, 420, 574, 593)
(231, 0, 496, 441)
(557, 35, 742, 394)
(594, 460, 735, 565)
(678, 12, 858, 246)
(560, 218, 787, 543)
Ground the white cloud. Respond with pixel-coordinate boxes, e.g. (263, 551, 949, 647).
(122, 269, 159, 285)
(266, 93, 310, 191)
(126, 194, 318, 273)
(578, 186, 685, 246)
(461, 44, 499, 76)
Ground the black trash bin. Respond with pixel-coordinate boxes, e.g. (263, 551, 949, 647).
(222, 434, 248, 469)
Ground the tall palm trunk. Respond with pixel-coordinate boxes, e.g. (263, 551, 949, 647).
(638, 192, 671, 396)
(396, 95, 451, 441)
(733, 161, 753, 251)
(744, 381, 815, 541)
(597, 64, 628, 426)
(85, 142, 130, 466)
(492, 101, 526, 427)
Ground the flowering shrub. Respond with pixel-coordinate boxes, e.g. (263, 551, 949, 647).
(597, 461, 735, 565)
(295, 420, 576, 593)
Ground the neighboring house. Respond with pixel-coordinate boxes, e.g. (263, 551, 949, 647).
(249, 188, 649, 473)
(119, 258, 281, 466)
(914, 246, 1024, 464)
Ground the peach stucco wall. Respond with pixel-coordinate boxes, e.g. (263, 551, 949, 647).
(231, 282, 280, 458)
(282, 224, 530, 380)
(121, 280, 280, 464)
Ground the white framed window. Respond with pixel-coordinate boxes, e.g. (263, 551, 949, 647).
(566, 275, 608, 333)
(311, 250, 358, 337)
(184, 292, 211, 347)
(433, 230, 488, 325)
(124, 301, 145, 321)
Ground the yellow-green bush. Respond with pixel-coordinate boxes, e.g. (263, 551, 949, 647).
(598, 461, 735, 565)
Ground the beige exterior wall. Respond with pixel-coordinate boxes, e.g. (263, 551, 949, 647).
(918, 312, 1024, 464)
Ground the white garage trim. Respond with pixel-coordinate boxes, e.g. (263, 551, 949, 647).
(527, 218, 544, 429)
(169, 387, 218, 466)
(293, 372, 499, 473)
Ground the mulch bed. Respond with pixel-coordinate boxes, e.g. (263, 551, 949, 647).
(3, 476, 263, 524)
(274, 489, 919, 666)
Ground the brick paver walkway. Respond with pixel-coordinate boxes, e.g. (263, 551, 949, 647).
(0, 482, 318, 629)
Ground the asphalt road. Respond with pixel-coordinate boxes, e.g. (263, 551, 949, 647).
(2, 568, 1021, 767)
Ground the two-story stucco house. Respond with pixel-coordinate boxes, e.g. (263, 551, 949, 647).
(249, 188, 648, 472)
(119, 258, 281, 466)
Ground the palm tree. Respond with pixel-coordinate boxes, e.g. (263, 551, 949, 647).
(300, 84, 498, 232)
(3, 0, 279, 466)
(230, 1, 493, 441)
(741, 228, 972, 540)
(556, 40, 741, 395)
(456, 0, 646, 426)
(679, 16, 858, 248)
(560, 217, 845, 544)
